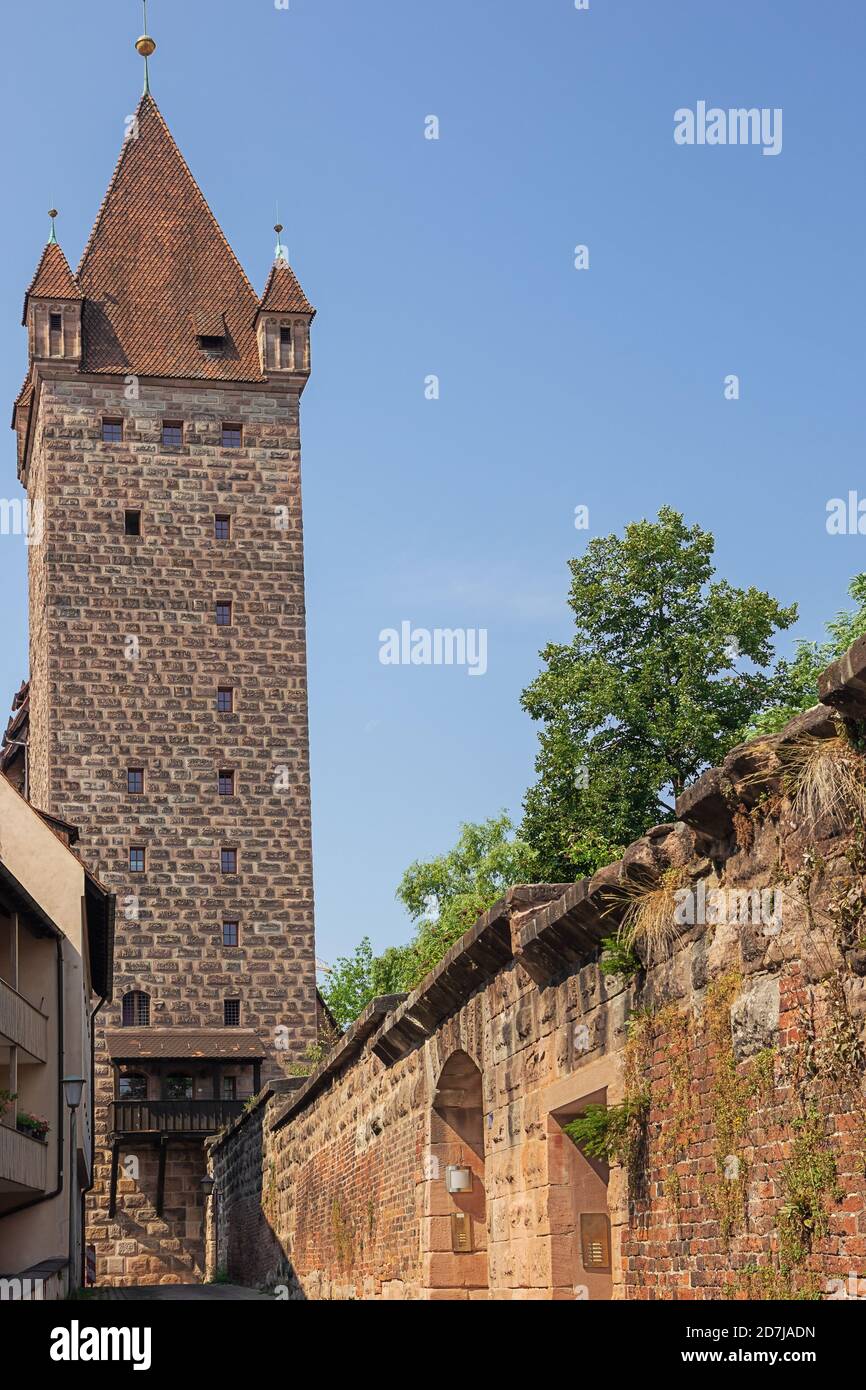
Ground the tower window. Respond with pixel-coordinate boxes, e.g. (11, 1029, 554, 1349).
(214, 514, 231, 540)
(220, 847, 237, 874)
(129, 846, 146, 873)
(103, 418, 123, 443)
(218, 769, 235, 797)
(118, 1073, 147, 1099)
(223, 920, 239, 948)
(224, 999, 241, 1028)
(121, 991, 150, 1027)
(127, 767, 144, 795)
(162, 421, 183, 448)
(217, 687, 234, 713)
(124, 510, 141, 536)
(163, 1074, 194, 1100)
(221, 424, 242, 449)
(49, 312, 63, 354)
(50, 312, 63, 333)
(216, 601, 232, 626)
(279, 324, 293, 369)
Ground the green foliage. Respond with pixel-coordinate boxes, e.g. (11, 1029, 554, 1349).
(393, 813, 537, 989)
(520, 508, 797, 881)
(320, 816, 536, 1026)
(778, 1107, 842, 1270)
(564, 1098, 649, 1167)
(749, 573, 866, 736)
(599, 934, 642, 979)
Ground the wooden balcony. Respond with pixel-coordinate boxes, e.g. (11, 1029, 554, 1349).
(0, 1123, 48, 1194)
(0, 978, 48, 1062)
(109, 1099, 245, 1138)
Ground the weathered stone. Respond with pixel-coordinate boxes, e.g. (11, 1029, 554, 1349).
(730, 975, 780, 1060)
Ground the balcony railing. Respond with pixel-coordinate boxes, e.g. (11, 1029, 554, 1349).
(0, 978, 48, 1062)
(0, 1123, 48, 1192)
(110, 1099, 245, 1137)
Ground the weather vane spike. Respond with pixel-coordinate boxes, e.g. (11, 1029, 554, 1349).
(274, 211, 288, 262)
(135, 0, 157, 96)
(48, 209, 58, 245)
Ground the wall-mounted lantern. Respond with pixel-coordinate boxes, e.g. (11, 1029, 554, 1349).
(200, 1175, 216, 1198)
(445, 1164, 472, 1195)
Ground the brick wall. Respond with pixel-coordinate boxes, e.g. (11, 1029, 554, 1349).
(208, 693, 866, 1300)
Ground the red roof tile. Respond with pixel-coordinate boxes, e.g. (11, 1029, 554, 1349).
(76, 94, 266, 382)
(259, 257, 315, 317)
(21, 242, 82, 325)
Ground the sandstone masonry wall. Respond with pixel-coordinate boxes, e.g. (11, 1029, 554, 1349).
(209, 663, 866, 1300)
(25, 370, 319, 1285)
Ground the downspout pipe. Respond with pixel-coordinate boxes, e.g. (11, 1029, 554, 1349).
(78, 991, 108, 1285)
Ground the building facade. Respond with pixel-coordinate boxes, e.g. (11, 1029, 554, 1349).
(0, 772, 114, 1300)
(12, 90, 319, 1284)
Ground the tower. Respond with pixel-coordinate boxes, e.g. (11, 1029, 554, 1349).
(12, 30, 318, 1284)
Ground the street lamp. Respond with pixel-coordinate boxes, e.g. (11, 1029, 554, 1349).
(63, 1077, 86, 1292)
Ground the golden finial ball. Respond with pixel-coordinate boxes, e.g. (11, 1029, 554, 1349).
(136, 35, 157, 58)
(48, 208, 58, 220)
(275, 224, 284, 235)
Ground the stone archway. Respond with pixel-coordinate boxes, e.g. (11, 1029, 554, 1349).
(423, 1050, 489, 1298)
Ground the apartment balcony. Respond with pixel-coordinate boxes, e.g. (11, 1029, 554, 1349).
(0, 978, 48, 1063)
(110, 1098, 245, 1138)
(0, 1122, 48, 1199)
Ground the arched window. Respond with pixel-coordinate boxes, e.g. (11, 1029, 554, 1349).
(118, 1073, 147, 1100)
(121, 990, 150, 1027)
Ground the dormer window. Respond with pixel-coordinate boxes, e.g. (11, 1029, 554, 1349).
(193, 311, 227, 355)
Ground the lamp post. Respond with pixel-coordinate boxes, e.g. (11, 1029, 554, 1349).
(63, 1077, 86, 1292)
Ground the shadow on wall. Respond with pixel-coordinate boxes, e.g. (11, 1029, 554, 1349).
(217, 1105, 306, 1299)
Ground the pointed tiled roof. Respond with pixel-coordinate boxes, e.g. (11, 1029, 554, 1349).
(259, 256, 315, 317)
(21, 242, 82, 324)
(76, 94, 265, 382)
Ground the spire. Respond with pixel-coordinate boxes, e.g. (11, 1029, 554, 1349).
(77, 95, 265, 381)
(135, 1, 156, 97)
(48, 208, 58, 245)
(274, 222, 288, 264)
(21, 239, 83, 326)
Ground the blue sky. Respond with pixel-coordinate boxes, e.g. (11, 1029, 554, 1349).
(2, 1, 864, 965)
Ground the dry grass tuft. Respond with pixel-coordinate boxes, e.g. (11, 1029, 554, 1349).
(777, 734, 866, 828)
(611, 866, 690, 966)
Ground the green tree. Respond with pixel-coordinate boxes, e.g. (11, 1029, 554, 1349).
(394, 814, 536, 988)
(320, 816, 536, 1025)
(749, 574, 866, 735)
(319, 936, 377, 1030)
(521, 508, 797, 881)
